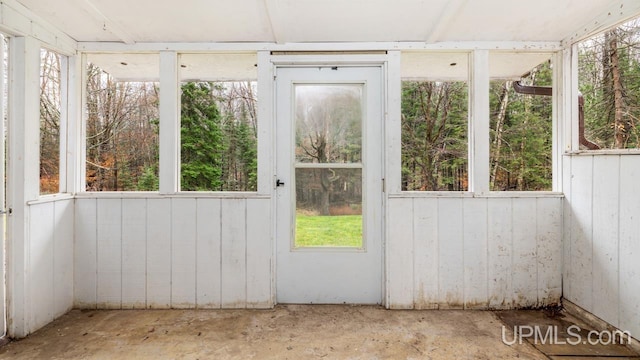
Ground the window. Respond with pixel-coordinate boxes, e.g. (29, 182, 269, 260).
(401, 52, 469, 191)
(40, 48, 63, 195)
(578, 17, 640, 149)
(489, 54, 553, 191)
(85, 54, 160, 191)
(179, 53, 257, 191)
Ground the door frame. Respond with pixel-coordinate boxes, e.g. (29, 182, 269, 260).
(269, 54, 392, 305)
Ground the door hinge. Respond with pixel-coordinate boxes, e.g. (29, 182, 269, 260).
(382, 178, 385, 193)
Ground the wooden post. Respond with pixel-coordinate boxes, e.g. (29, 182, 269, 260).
(7, 36, 41, 338)
(159, 51, 180, 193)
(469, 50, 490, 194)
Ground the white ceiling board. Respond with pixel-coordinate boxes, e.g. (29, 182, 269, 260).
(14, 0, 640, 44)
(266, 0, 449, 43)
(87, 53, 258, 82)
(401, 52, 551, 81)
(90, 0, 274, 42)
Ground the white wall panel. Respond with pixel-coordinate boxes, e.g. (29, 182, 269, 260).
(171, 198, 197, 308)
(121, 199, 146, 308)
(196, 199, 221, 308)
(74, 198, 97, 307)
(565, 154, 640, 340)
(73, 196, 273, 309)
(487, 198, 513, 308)
(146, 198, 171, 308)
(96, 199, 122, 309)
(387, 195, 562, 309)
(53, 200, 74, 316)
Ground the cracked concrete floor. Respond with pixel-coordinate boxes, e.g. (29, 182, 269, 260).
(0, 305, 637, 359)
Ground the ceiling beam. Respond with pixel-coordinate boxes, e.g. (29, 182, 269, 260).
(77, 41, 563, 53)
(72, 0, 136, 45)
(562, 0, 640, 45)
(425, 0, 468, 43)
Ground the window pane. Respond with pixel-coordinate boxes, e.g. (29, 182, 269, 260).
(179, 54, 258, 191)
(295, 85, 362, 164)
(401, 80, 468, 191)
(85, 55, 160, 191)
(40, 49, 62, 195)
(578, 17, 640, 149)
(489, 59, 553, 191)
(295, 167, 362, 248)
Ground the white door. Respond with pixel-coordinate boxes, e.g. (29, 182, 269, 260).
(275, 65, 383, 304)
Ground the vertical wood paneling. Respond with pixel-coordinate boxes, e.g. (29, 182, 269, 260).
(618, 156, 640, 337)
(569, 156, 593, 310)
(220, 199, 247, 308)
(196, 198, 221, 308)
(412, 198, 438, 309)
(246, 199, 272, 308)
(487, 198, 513, 309)
(96, 199, 122, 309)
(53, 200, 74, 316)
(146, 198, 171, 308)
(171, 198, 197, 308)
(511, 198, 538, 307)
(438, 198, 464, 308)
(463, 198, 488, 309)
(591, 156, 620, 325)
(74, 198, 97, 307)
(562, 156, 573, 300)
(121, 199, 147, 309)
(29, 203, 54, 330)
(387, 198, 413, 309)
(536, 197, 562, 305)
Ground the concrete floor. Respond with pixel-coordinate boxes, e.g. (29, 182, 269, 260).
(0, 306, 638, 359)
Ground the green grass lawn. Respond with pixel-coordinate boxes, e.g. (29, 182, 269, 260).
(295, 214, 362, 247)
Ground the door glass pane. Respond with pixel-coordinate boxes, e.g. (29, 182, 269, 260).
(295, 168, 362, 248)
(295, 85, 362, 164)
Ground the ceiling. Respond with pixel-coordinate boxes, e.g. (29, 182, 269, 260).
(16, 0, 634, 44)
(16, 0, 638, 81)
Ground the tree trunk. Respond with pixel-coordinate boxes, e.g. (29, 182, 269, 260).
(608, 32, 626, 148)
(491, 81, 510, 190)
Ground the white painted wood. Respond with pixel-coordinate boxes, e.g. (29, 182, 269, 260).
(171, 198, 197, 308)
(551, 52, 562, 191)
(0, 0, 77, 55)
(562, 0, 640, 45)
(387, 198, 414, 309)
(159, 51, 179, 194)
(463, 198, 488, 309)
(28, 203, 54, 331)
(256, 51, 273, 195)
(590, 155, 620, 326)
(437, 198, 464, 309)
(562, 155, 573, 299)
(275, 66, 384, 305)
(487, 198, 513, 309)
(386, 51, 402, 194)
(74, 198, 97, 308)
(96, 199, 122, 309)
(469, 50, 489, 194)
(78, 53, 88, 191)
(618, 156, 640, 338)
(196, 199, 221, 308)
(65, 55, 84, 193)
(246, 199, 272, 308)
(511, 198, 538, 307)
(0, 33, 5, 336)
(121, 199, 146, 309)
(567, 155, 593, 309)
(412, 198, 438, 309)
(146, 198, 171, 308)
(570, 45, 580, 151)
(536, 197, 562, 305)
(58, 55, 68, 193)
(53, 200, 74, 316)
(7, 36, 41, 338)
(77, 41, 564, 53)
(559, 48, 573, 153)
(220, 199, 247, 308)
